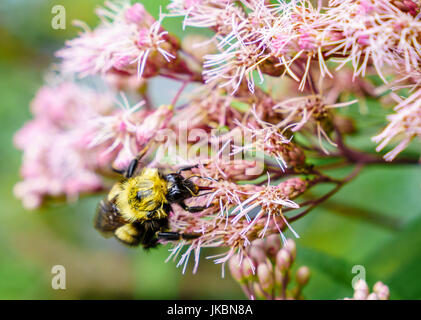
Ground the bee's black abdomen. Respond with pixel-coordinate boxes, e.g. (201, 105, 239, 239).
(142, 238, 159, 250)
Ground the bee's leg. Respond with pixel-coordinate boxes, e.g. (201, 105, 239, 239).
(158, 232, 200, 241)
(110, 158, 138, 178)
(157, 232, 181, 240)
(113, 146, 149, 178)
(125, 158, 139, 178)
(177, 164, 199, 174)
(179, 201, 212, 213)
(140, 219, 165, 249)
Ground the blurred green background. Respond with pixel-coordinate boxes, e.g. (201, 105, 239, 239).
(0, 0, 420, 299)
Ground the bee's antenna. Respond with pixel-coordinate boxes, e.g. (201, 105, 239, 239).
(194, 191, 214, 198)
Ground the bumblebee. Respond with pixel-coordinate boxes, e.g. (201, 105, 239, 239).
(94, 156, 212, 249)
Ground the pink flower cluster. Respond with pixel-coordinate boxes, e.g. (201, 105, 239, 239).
(57, 1, 182, 79)
(14, 83, 113, 209)
(167, 0, 421, 159)
(345, 279, 390, 300)
(14, 0, 421, 287)
(14, 81, 173, 209)
(229, 237, 311, 300)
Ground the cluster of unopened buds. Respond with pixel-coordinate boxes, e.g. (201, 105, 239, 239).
(229, 237, 390, 300)
(229, 237, 310, 300)
(13, 0, 421, 299)
(345, 280, 390, 300)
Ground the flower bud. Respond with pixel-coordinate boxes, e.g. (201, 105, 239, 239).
(391, 0, 420, 16)
(295, 266, 311, 287)
(283, 143, 306, 168)
(229, 254, 244, 283)
(274, 266, 285, 286)
(241, 258, 256, 280)
(265, 234, 281, 258)
(283, 239, 296, 260)
(278, 178, 307, 200)
(136, 104, 173, 145)
(367, 293, 379, 300)
(257, 262, 274, 293)
(248, 245, 267, 265)
(276, 249, 291, 272)
(353, 279, 369, 300)
(373, 281, 390, 300)
(251, 238, 265, 249)
(252, 281, 266, 299)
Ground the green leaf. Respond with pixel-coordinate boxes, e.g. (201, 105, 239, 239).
(295, 246, 355, 299)
(362, 215, 421, 299)
(231, 101, 251, 112)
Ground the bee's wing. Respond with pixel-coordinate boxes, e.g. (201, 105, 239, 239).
(94, 199, 126, 238)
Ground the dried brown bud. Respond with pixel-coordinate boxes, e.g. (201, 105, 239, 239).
(282, 142, 307, 168)
(277, 178, 307, 199)
(391, 0, 420, 16)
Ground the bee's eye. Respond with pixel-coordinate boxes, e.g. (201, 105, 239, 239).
(136, 191, 142, 201)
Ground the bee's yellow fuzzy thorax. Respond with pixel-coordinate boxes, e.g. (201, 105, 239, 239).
(115, 168, 168, 222)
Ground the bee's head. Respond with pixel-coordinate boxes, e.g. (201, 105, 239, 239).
(182, 178, 200, 197)
(181, 175, 215, 197)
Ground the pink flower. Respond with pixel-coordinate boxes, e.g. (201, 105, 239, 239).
(373, 88, 421, 161)
(273, 95, 358, 154)
(232, 107, 295, 171)
(270, 34, 292, 56)
(14, 82, 114, 209)
(87, 94, 146, 170)
(136, 105, 174, 145)
(297, 33, 316, 51)
(57, 1, 177, 78)
(124, 3, 147, 24)
(88, 95, 173, 170)
(231, 178, 304, 243)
